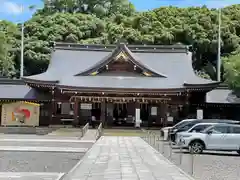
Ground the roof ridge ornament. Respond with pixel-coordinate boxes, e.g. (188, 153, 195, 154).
(116, 38, 128, 46)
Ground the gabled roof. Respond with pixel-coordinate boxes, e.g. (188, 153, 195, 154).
(76, 43, 166, 77)
(22, 42, 220, 91)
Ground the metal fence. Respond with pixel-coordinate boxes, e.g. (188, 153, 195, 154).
(142, 130, 199, 177)
(81, 123, 89, 137)
(96, 123, 103, 140)
(142, 130, 240, 180)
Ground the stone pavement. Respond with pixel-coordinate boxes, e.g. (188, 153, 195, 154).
(0, 136, 93, 152)
(62, 136, 195, 180)
(0, 172, 64, 180)
(81, 129, 97, 141)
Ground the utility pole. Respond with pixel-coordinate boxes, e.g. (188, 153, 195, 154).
(20, 21, 24, 78)
(19, 4, 37, 78)
(217, 8, 221, 82)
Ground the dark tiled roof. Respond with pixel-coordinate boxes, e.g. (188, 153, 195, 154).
(23, 43, 219, 90)
(0, 78, 50, 100)
(59, 76, 183, 89)
(54, 42, 190, 53)
(206, 89, 240, 104)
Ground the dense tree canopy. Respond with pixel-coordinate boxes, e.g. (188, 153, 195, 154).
(224, 54, 240, 93)
(0, 1, 240, 91)
(0, 20, 19, 77)
(37, 0, 136, 17)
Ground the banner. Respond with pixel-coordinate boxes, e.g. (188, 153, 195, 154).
(1, 101, 40, 126)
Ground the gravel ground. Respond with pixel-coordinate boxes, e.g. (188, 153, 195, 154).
(0, 152, 84, 172)
(147, 138, 240, 180)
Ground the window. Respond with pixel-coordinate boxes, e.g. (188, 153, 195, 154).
(231, 126, 240, 134)
(61, 103, 70, 114)
(189, 125, 211, 132)
(179, 121, 200, 131)
(210, 125, 230, 134)
(56, 102, 74, 115)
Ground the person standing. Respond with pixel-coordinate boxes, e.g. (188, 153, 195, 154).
(91, 115, 96, 128)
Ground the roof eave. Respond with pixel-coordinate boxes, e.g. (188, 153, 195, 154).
(22, 77, 59, 85)
(57, 85, 186, 93)
(184, 82, 220, 91)
(184, 82, 220, 87)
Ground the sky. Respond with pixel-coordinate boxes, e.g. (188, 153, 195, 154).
(0, 0, 239, 23)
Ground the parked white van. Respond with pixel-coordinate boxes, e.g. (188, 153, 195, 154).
(177, 123, 240, 154)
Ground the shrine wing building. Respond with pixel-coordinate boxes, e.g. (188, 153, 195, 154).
(1, 43, 220, 126)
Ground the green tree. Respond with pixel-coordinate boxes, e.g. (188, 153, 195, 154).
(37, 0, 135, 17)
(0, 21, 18, 77)
(224, 54, 240, 93)
(1, 4, 240, 79)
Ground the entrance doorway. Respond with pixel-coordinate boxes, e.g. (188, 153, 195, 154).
(140, 103, 150, 126)
(113, 103, 131, 125)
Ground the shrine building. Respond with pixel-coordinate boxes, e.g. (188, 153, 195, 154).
(0, 42, 221, 127)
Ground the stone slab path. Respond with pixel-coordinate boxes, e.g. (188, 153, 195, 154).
(62, 136, 195, 180)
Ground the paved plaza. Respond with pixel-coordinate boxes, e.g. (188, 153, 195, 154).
(1, 131, 239, 180)
(63, 136, 194, 180)
(0, 134, 95, 180)
(0, 172, 64, 180)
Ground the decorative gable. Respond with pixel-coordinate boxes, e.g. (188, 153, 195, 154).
(76, 43, 166, 77)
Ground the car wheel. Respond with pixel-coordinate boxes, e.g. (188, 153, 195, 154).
(189, 141, 204, 154)
(237, 150, 240, 155)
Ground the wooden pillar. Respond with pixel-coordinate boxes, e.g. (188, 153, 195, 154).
(73, 99, 79, 127)
(160, 103, 168, 127)
(50, 87, 55, 126)
(185, 94, 190, 118)
(101, 100, 106, 126)
(135, 102, 140, 109)
(156, 103, 162, 126)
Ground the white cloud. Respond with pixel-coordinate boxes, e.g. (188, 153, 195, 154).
(0, 0, 23, 15)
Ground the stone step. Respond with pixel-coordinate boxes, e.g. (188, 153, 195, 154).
(0, 127, 54, 135)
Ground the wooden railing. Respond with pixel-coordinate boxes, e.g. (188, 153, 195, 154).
(96, 123, 103, 140)
(81, 123, 89, 137)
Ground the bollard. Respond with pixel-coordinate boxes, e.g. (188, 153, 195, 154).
(151, 133, 154, 146)
(169, 140, 172, 159)
(179, 142, 183, 165)
(190, 153, 194, 176)
(149, 132, 152, 144)
(168, 134, 172, 159)
(143, 132, 146, 141)
(161, 138, 165, 154)
(150, 132, 153, 146)
(147, 131, 150, 143)
(153, 134, 156, 148)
